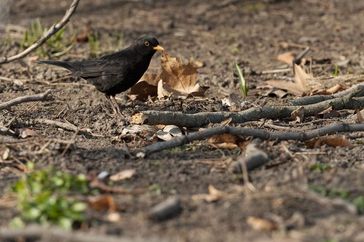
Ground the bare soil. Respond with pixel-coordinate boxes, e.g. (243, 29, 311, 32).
(1, 0, 364, 241)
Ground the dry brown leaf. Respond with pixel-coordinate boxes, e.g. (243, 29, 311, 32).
(158, 53, 206, 98)
(156, 125, 183, 141)
(266, 64, 312, 96)
(110, 169, 136, 181)
(356, 109, 364, 123)
(129, 53, 205, 99)
(157, 79, 172, 99)
(317, 107, 340, 119)
(247, 216, 278, 231)
(192, 185, 225, 203)
(208, 133, 239, 149)
(291, 106, 305, 123)
(130, 113, 147, 124)
(306, 135, 351, 148)
(293, 64, 310, 92)
(88, 195, 117, 212)
(325, 84, 345, 94)
(277, 52, 294, 65)
(19, 128, 37, 138)
(128, 80, 158, 101)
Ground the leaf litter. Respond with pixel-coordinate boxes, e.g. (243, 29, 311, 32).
(129, 52, 207, 100)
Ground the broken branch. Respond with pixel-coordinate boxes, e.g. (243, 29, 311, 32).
(0, 0, 80, 64)
(138, 123, 364, 156)
(137, 96, 364, 127)
(291, 83, 364, 105)
(0, 89, 52, 110)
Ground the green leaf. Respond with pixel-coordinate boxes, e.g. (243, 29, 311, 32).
(235, 63, 249, 98)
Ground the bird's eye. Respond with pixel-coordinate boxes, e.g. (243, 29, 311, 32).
(144, 41, 150, 46)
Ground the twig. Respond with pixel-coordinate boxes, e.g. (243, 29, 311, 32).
(137, 123, 364, 156)
(137, 96, 364, 127)
(0, 0, 80, 64)
(35, 118, 102, 138)
(261, 68, 291, 74)
(0, 89, 52, 110)
(0, 225, 165, 242)
(293, 47, 310, 65)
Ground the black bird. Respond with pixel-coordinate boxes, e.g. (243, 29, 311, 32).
(39, 35, 164, 114)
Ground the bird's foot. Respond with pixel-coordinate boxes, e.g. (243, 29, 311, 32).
(110, 96, 122, 117)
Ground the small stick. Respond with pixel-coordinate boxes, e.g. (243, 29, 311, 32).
(0, 89, 52, 110)
(293, 47, 310, 65)
(35, 118, 102, 138)
(0, 0, 80, 65)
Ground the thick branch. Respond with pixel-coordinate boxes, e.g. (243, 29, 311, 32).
(138, 123, 364, 156)
(0, 89, 52, 110)
(0, 0, 80, 64)
(138, 96, 364, 127)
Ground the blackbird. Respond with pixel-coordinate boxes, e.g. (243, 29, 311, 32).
(39, 35, 164, 114)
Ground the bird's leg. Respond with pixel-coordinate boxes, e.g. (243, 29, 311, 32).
(104, 95, 118, 116)
(110, 96, 122, 116)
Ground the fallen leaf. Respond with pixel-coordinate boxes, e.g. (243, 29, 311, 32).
(208, 133, 239, 149)
(291, 106, 305, 123)
(158, 53, 206, 98)
(277, 52, 295, 65)
(1, 147, 10, 160)
(325, 84, 345, 94)
(130, 113, 147, 125)
(110, 169, 136, 181)
(129, 53, 206, 99)
(157, 79, 172, 99)
(356, 109, 364, 123)
(317, 107, 340, 119)
(106, 212, 121, 222)
(293, 64, 310, 93)
(192, 185, 225, 202)
(266, 64, 312, 96)
(88, 195, 117, 212)
(156, 125, 183, 141)
(306, 135, 351, 148)
(18, 128, 37, 138)
(128, 80, 158, 101)
(247, 216, 278, 231)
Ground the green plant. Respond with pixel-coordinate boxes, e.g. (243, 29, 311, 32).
(235, 63, 249, 98)
(332, 64, 340, 77)
(11, 165, 92, 229)
(353, 196, 364, 214)
(309, 162, 332, 172)
(88, 32, 101, 57)
(310, 185, 364, 214)
(310, 185, 349, 199)
(21, 19, 71, 57)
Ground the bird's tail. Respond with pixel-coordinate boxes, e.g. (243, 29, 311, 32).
(38, 60, 75, 71)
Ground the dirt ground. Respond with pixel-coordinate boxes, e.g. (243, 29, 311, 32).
(1, 0, 364, 241)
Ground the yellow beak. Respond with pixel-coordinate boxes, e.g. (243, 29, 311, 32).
(153, 45, 165, 52)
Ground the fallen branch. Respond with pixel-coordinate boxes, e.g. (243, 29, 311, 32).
(0, 0, 80, 64)
(137, 123, 364, 156)
(0, 89, 52, 110)
(291, 83, 364, 105)
(137, 96, 364, 127)
(0, 225, 165, 242)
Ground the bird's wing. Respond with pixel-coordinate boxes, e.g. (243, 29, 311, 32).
(72, 56, 134, 93)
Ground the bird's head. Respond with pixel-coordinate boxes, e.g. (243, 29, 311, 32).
(134, 35, 164, 56)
